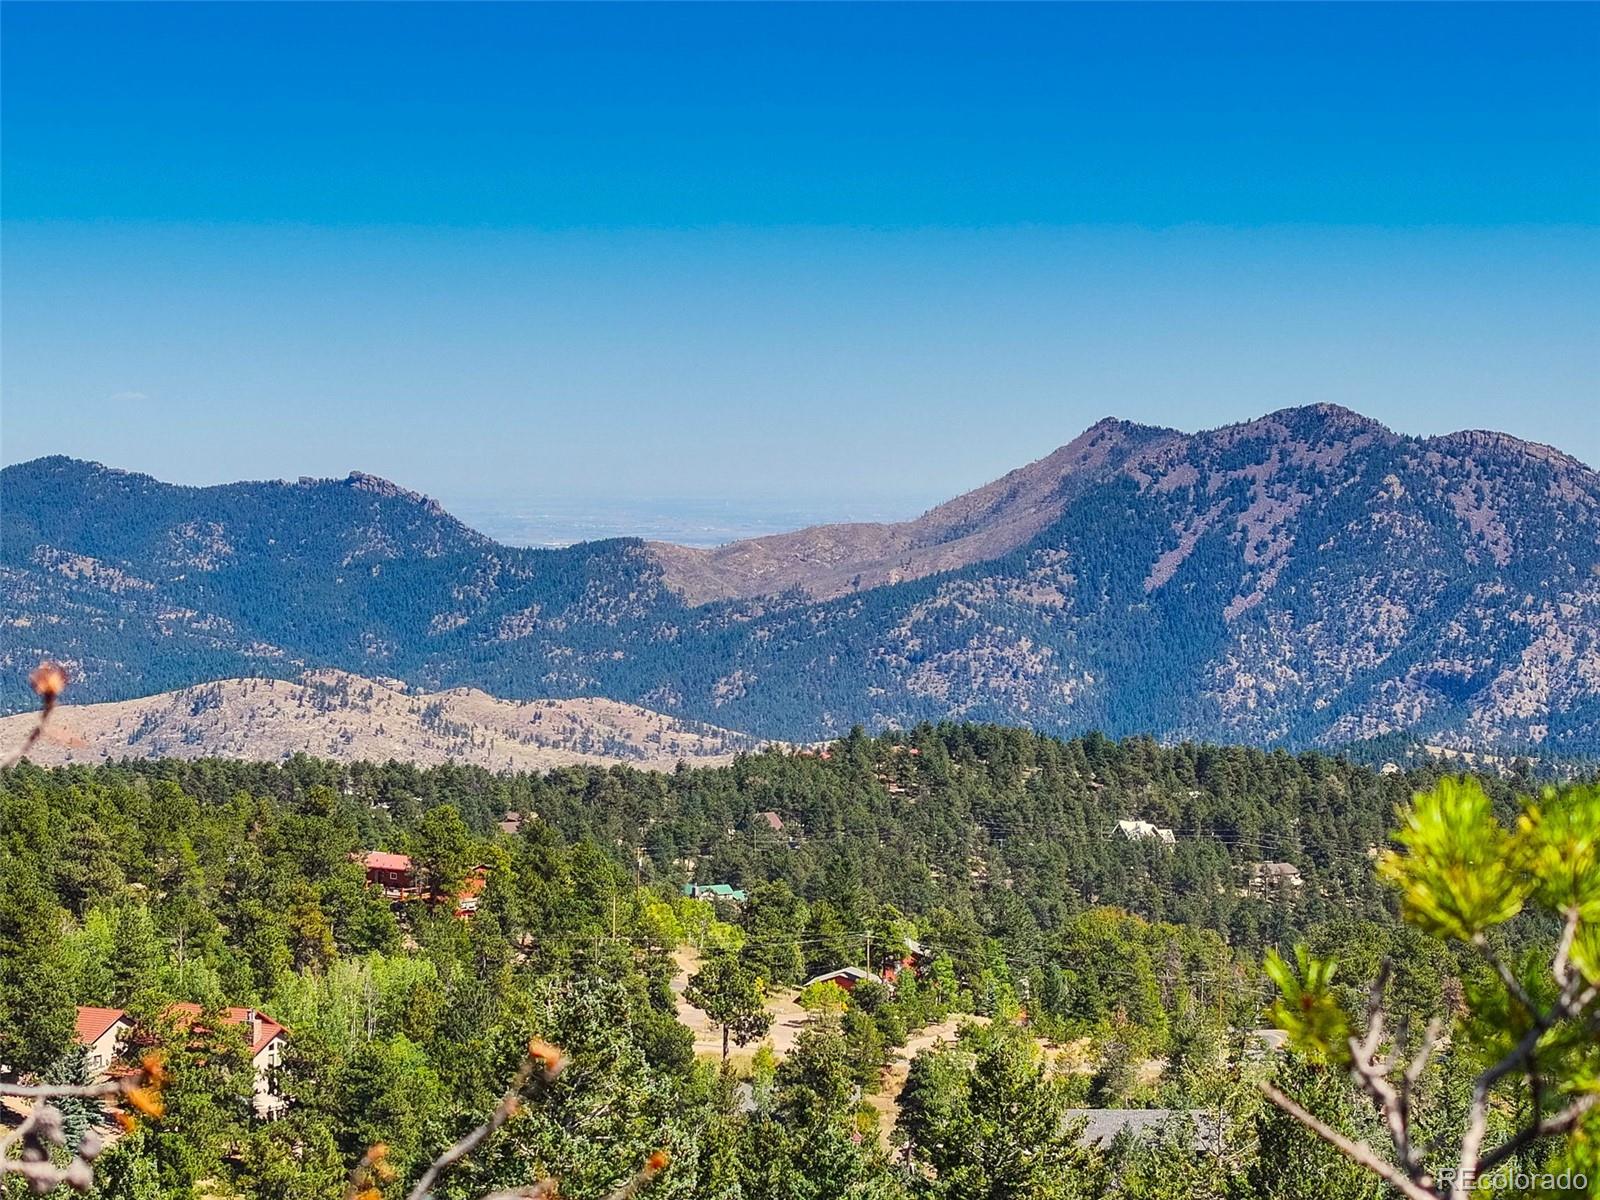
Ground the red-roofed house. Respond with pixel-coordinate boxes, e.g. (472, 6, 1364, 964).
(454, 867, 487, 917)
(802, 966, 880, 992)
(362, 850, 420, 900)
(76, 1004, 288, 1119)
(360, 850, 489, 917)
(167, 1004, 288, 1119)
(74, 1006, 133, 1076)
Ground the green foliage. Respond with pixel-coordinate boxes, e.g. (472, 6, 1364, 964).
(1377, 776, 1531, 942)
(897, 1022, 1092, 1199)
(1268, 776, 1600, 1197)
(1245, 1057, 1385, 1200)
(0, 859, 77, 1072)
(1263, 947, 1351, 1067)
(798, 979, 849, 1017)
(5, 737, 1583, 1199)
(1519, 783, 1600, 922)
(411, 803, 473, 907)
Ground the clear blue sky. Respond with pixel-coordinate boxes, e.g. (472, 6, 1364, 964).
(3, 2, 1596, 515)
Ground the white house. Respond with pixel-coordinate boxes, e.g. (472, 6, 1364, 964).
(76, 1004, 289, 1119)
(170, 1005, 288, 1120)
(1115, 819, 1176, 846)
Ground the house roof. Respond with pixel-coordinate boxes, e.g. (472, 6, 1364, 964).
(1116, 819, 1176, 844)
(803, 966, 879, 988)
(682, 882, 748, 901)
(75, 1004, 286, 1057)
(756, 811, 784, 831)
(1066, 1109, 1217, 1148)
(1249, 861, 1303, 878)
(363, 850, 413, 872)
(75, 1006, 130, 1046)
(168, 1003, 287, 1056)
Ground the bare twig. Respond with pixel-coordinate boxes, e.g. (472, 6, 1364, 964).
(1452, 967, 1599, 1197)
(597, 1151, 670, 1200)
(1269, 935, 1600, 1200)
(1340, 963, 1431, 1186)
(1475, 1092, 1600, 1177)
(389, 1035, 670, 1200)
(406, 1040, 566, 1200)
(1260, 1082, 1439, 1200)
(0, 1054, 166, 1193)
(476, 1186, 561, 1200)
(1552, 909, 1580, 987)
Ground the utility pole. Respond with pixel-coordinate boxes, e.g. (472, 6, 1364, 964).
(864, 930, 872, 976)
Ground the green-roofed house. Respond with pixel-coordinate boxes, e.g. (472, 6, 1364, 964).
(682, 882, 748, 904)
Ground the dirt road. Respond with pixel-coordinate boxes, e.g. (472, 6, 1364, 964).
(669, 948, 1001, 1144)
(670, 947, 810, 1067)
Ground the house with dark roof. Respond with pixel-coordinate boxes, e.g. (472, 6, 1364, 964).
(1066, 1109, 1219, 1149)
(1242, 861, 1305, 896)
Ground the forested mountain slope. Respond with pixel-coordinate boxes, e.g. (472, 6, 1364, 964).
(5, 404, 1597, 751)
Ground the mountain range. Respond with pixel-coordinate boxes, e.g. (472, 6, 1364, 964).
(4, 404, 1597, 753)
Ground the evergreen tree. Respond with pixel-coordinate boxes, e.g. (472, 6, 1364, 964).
(685, 952, 773, 1063)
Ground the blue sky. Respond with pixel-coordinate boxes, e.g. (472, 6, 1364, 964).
(3, 2, 1596, 518)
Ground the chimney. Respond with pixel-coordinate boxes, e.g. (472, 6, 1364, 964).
(246, 1008, 260, 1044)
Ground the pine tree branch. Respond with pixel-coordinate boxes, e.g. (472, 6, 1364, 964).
(1453, 975, 1599, 1198)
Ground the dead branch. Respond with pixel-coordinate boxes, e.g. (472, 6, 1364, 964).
(1454, 972, 1598, 1197)
(1552, 908, 1580, 987)
(1474, 1093, 1600, 1178)
(1267, 931, 1600, 1200)
(387, 1036, 669, 1200)
(405, 1039, 566, 1200)
(1, 662, 68, 769)
(0, 1055, 166, 1194)
(1259, 1082, 1438, 1200)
